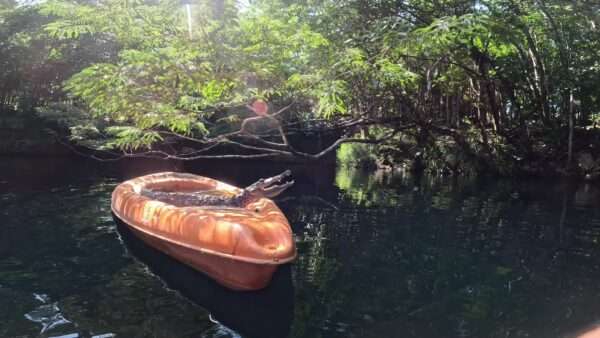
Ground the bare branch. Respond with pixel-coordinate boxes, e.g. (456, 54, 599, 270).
(291, 123, 415, 160)
(221, 139, 293, 155)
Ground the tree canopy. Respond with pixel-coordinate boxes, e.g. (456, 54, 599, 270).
(2, 0, 600, 175)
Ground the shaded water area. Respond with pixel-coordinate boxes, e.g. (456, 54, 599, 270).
(2, 157, 600, 338)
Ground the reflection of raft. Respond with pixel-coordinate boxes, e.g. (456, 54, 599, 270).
(111, 172, 296, 291)
(115, 220, 294, 338)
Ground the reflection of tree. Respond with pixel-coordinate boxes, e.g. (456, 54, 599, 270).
(287, 204, 342, 338)
(284, 167, 600, 338)
(4, 163, 600, 338)
(334, 166, 411, 207)
(0, 180, 120, 291)
(1, 177, 221, 337)
(61, 262, 212, 338)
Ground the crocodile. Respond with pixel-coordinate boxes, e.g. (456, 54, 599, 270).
(140, 170, 294, 208)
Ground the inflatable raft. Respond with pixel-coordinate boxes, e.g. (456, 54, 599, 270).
(111, 172, 296, 291)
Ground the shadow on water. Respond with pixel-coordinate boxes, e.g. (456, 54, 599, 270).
(114, 216, 295, 338)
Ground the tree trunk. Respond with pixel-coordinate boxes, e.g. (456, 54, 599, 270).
(567, 90, 574, 169)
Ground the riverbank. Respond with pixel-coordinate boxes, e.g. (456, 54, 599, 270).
(0, 109, 70, 156)
(339, 125, 600, 180)
(3, 110, 600, 180)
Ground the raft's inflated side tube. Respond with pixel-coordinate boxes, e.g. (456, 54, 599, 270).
(111, 172, 296, 291)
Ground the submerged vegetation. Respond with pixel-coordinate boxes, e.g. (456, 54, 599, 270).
(1, 0, 600, 176)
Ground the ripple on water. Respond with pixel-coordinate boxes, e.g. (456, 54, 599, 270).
(24, 294, 72, 334)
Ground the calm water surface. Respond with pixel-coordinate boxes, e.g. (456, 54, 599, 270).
(2, 158, 600, 338)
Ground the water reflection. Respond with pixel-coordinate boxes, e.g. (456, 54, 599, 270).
(280, 166, 600, 338)
(115, 217, 295, 338)
(24, 293, 72, 334)
(2, 158, 600, 338)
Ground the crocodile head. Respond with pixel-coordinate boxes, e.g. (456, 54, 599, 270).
(244, 170, 294, 200)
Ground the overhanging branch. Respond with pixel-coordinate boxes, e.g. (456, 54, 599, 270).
(62, 101, 418, 162)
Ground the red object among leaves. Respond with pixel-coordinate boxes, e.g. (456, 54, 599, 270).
(250, 99, 269, 116)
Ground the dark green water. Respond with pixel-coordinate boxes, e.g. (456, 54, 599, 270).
(2, 158, 600, 338)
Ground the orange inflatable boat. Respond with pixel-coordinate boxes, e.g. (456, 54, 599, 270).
(111, 172, 296, 291)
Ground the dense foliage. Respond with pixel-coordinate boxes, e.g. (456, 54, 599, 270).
(2, 0, 600, 176)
